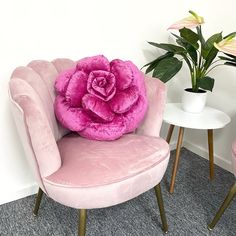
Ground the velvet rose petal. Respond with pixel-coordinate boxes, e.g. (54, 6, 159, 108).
(79, 116, 126, 141)
(123, 96, 148, 133)
(125, 61, 147, 97)
(109, 86, 139, 114)
(54, 55, 149, 141)
(110, 59, 134, 90)
(82, 94, 115, 122)
(55, 68, 76, 95)
(54, 95, 90, 131)
(87, 70, 116, 101)
(77, 55, 110, 74)
(65, 71, 88, 107)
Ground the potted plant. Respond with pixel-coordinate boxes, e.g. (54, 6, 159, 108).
(143, 10, 236, 113)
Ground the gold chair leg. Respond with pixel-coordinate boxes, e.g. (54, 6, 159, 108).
(208, 182, 236, 230)
(33, 188, 43, 216)
(154, 183, 168, 233)
(78, 209, 87, 236)
(166, 124, 175, 144)
(208, 129, 214, 180)
(170, 127, 184, 193)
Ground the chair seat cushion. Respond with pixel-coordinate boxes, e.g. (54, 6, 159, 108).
(45, 133, 169, 187)
(43, 133, 169, 209)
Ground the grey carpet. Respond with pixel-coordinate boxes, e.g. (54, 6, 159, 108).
(0, 148, 235, 236)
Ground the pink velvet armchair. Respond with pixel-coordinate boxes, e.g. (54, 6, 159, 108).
(208, 141, 236, 230)
(9, 58, 170, 235)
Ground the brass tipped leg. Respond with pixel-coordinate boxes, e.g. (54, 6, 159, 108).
(208, 129, 214, 180)
(79, 209, 87, 236)
(208, 182, 236, 230)
(207, 225, 213, 231)
(170, 127, 184, 193)
(166, 124, 175, 144)
(154, 184, 168, 233)
(33, 188, 43, 216)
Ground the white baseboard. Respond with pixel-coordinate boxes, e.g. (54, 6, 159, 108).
(169, 141, 177, 151)
(0, 183, 38, 206)
(183, 141, 233, 174)
(169, 140, 233, 174)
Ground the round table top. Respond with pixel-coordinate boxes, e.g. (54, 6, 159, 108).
(163, 103, 231, 130)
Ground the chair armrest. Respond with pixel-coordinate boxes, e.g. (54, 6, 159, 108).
(136, 76, 167, 137)
(9, 78, 62, 178)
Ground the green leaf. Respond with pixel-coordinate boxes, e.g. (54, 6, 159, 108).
(152, 57, 183, 83)
(196, 26, 205, 45)
(148, 42, 186, 53)
(141, 58, 157, 69)
(223, 31, 236, 39)
(219, 55, 236, 63)
(172, 33, 198, 64)
(187, 47, 198, 65)
(143, 52, 174, 74)
(196, 76, 215, 92)
(145, 59, 160, 74)
(141, 57, 160, 71)
(225, 62, 236, 67)
(179, 27, 199, 49)
(224, 53, 236, 60)
(203, 33, 223, 70)
(202, 33, 222, 59)
(180, 53, 193, 72)
(171, 34, 194, 71)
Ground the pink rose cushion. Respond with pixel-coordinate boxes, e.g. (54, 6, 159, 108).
(54, 55, 148, 140)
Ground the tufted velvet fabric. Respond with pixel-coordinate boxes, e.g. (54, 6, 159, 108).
(54, 55, 148, 141)
(44, 133, 169, 208)
(46, 133, 169, 187)
(9, 58, 169, 209)
(9, 78, 61, 178)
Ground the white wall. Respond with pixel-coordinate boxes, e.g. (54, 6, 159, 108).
(0, 0, 236, 205)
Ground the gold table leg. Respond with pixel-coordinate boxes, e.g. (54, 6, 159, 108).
(170, 127, 184, 194)
(166, 124, 175, 144)
(208, 129, 214, 180)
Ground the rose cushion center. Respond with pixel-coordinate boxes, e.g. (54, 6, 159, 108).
(88, 70, 116, 101)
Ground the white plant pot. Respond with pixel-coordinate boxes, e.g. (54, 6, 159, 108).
(181, 88, 207, 113)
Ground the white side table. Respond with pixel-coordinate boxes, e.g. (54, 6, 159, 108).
(163, 103, 231, 193)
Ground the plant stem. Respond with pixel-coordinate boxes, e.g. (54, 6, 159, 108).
(191, 66, 198, 92)
(194, 25, 206, 92)
(206, 64, 224, 75)
(191, 72, 194, 89)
